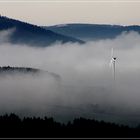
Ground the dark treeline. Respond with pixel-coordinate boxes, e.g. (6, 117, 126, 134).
(0, 66, 39, 74)
(0, 113, 140, 138)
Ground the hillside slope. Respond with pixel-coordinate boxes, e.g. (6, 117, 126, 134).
(0, 16, 84, 46)
(45, 23, 140, 41)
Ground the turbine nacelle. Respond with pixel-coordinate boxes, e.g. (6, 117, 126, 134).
(112, 57, 117, 62)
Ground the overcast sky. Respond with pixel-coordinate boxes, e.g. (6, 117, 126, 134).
(0, 0, 140, 26)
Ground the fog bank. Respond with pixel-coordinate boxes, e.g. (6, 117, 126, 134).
(0, 31, 140, 126)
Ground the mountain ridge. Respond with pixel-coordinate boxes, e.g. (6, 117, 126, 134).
(0, 16, 84, 46)
(44, 23, 140, 41)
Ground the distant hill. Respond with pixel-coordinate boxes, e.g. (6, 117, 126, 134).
(0, 16, 84, 46)
(0, 66, 39, 75)
(44, 23, 140, 41)
(0, 66, 61, 80)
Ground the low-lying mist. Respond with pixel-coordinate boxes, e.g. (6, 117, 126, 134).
(0, 30, 140, 126)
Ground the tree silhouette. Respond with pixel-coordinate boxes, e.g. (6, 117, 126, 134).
(0, 113, 138, 138)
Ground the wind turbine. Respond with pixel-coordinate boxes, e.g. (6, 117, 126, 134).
(109, 48, 117, 81)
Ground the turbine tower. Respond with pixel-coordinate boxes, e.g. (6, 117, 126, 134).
(110, 48, 117, 81)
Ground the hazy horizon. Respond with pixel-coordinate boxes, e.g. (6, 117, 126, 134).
(1, 1, 140, 26)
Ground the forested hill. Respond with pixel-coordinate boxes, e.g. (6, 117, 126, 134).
(0, 16, 84, 47)
(0, 66, 39, 74)
(45, 23, 140, 41)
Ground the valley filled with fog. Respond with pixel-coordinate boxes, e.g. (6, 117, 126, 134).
(0, 29, 140, 127)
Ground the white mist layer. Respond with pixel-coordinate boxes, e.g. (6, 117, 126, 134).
(0, 31, 140, 126)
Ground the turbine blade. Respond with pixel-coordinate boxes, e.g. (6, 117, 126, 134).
(109, 59, 113, 67)
(111, 48, 114, 58)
